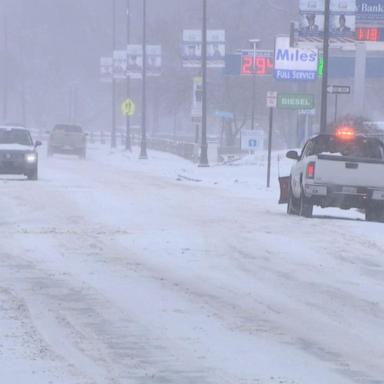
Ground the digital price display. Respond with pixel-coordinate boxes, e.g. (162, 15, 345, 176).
(356, 27, 381, 42)
(240, 51, 273, 76)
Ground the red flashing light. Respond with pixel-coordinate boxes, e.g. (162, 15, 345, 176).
(335, 126, 356, 141)
(306, 162, 315, 179)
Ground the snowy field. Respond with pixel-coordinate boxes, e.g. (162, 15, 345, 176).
(0, 144, 383, 384)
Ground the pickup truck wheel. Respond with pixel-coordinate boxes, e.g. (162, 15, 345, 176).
(366, 207, 384, 222)
(78, 149, 86, 159)
(299, 189, 313, 218)
(287, 186, 299, 215)
(27, 168, 38, 181)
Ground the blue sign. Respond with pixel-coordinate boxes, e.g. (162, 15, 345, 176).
(215, 111, 234, 120)
(274, 69, 317, 81)
(357, 0, 384, 27)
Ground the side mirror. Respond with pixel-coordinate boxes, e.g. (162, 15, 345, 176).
(286, 150, 299, 160)
(35, 140, 42, 147)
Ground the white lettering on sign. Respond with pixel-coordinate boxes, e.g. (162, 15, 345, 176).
(361, 3, 384, 13)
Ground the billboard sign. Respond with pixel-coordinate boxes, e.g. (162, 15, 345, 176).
(274, 37, 318, 81)
(126, 45, 162, 78)
(355, 1, 384, 41)
(356, 0, 384, 26)
(182, 30, 226, 68)
(299, 0, 356, 38)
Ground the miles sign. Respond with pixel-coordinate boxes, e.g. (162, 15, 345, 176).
(274, 37, 318, 81)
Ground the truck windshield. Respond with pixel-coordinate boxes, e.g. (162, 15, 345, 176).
(311, 136, 384, 160)
(0, 128, 33, 146)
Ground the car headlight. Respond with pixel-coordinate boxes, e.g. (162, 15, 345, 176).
(25, 153, 37, 163)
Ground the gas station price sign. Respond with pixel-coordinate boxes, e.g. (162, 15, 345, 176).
(224, 50, 274, 77)
(240, 51, 274, 76)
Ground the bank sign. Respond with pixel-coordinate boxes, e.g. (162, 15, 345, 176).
(357, 1, 384, 26)
(274, 38, 318, 81)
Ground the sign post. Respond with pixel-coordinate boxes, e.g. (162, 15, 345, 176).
(266, 91, 277, 188)
(267, 106, 273, 188)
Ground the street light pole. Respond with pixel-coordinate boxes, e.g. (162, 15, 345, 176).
(198, 0, 209, 167)
(320, 0, 330, 134)
(125, 0, 132, 151)
(140, 0, 148, 159)
(249, 38, 260, 131)
(111, 0, 117, 148)
(3, 16, 8, 122)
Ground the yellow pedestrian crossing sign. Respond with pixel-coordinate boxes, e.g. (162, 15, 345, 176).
(121, 99, 136, 117)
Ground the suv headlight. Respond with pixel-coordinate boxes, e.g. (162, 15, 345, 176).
(25, 153, 37, 163)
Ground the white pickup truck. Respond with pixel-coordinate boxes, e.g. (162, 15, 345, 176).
(283, 127, 384, 221)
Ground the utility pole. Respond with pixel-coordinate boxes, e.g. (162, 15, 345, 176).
(111, 0, 117, 148)
(3, 16, 8, 122)
(140, 0, 148, 159)
(267, 106, 273, 188)
(320, 0, 330, 134)
(249, 39, 260, 131)
(199, 0, 209, 167)
(125, 0, 132, 151)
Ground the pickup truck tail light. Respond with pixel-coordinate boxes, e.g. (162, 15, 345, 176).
(306, 162, 315, 179)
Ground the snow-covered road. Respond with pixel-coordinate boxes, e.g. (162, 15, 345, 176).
(1, 145, 383, 384)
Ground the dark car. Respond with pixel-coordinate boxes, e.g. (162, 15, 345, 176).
(0, 126, 41, 180)
(47, 124, 87, 158)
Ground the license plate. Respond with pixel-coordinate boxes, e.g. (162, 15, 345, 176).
(342, 186, 357, 194)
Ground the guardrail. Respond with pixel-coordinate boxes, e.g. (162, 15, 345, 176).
(32, 129, 223, 163)
(146, 137, 197, 161)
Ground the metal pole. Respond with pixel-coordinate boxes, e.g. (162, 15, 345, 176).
(334, 94, 338, 122)
(319, 0, 330, 134)
(353, 42, 367, 116)
(267, 107, 273, 188)
(199, 0, 209, 167)
(140, 0, 148, 159)
(111, 0, 117, 148)
(251, 42, 256, 130)
(3, 17, 8, 122)
(125, 0, 132, 151)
